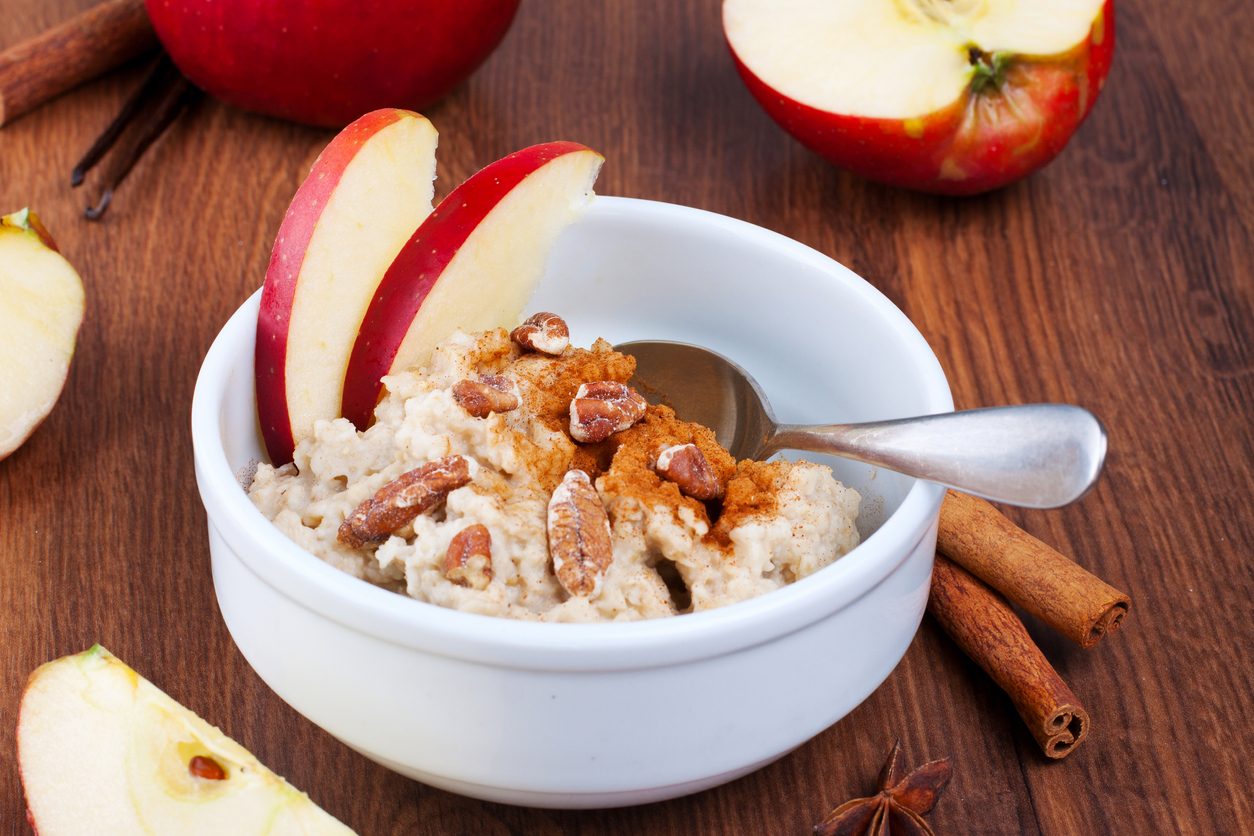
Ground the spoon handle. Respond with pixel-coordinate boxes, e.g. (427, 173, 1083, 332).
(764, 404, 1107, 509)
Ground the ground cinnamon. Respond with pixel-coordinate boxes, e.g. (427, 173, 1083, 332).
(570, 402, 732, 552)
(937, 490, 1130, 648)
(928, 554, 1089, 759)
(514, 337, 636, 434)
(510, 335, 793, 559)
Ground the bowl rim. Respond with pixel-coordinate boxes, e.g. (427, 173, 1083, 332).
(191, 195, 952, 671)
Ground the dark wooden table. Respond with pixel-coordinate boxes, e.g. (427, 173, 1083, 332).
(2, 1, 1251, 833)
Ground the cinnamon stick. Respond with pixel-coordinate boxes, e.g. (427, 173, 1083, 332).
(929, 554, 1089, 759)
(938, 490, 1130, 648)
(0, 0, 157, 127)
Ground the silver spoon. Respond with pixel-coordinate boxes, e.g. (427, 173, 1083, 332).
(617, 340, 1106, 509)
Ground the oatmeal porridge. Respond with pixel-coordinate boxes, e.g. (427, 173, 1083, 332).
(248, 314, 861, 622)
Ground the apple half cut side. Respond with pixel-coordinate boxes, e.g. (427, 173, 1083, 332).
(0, 209, 85, 461)
(724, 0, 1115, 195)
(17, 646, 353, 835)
(340, 141, 603, 429)
(256, 108, 439, 465)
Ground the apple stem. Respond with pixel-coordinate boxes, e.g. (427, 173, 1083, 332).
(968, 48, 1010, 95)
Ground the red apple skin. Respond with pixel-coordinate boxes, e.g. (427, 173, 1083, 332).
(340, 141, 593, 430)
(728, 1, 1115, 195)
(145, 0, 519, 127)
(255, 108, 410, 465)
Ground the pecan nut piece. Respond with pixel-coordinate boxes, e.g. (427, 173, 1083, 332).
(568, 381, 647, 443)
(547, 469, 613, 597)
(338, 455, 472, 548)
(453, 374, 521, 418)
(444, 523, 493, 589)
(655, 443, 723, 500)
(511, 312, 570, 355)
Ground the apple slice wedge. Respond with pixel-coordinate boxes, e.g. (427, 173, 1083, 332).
(340, 141, 603, 428)
(18, 646, 352, 834)
(0, 209, 85, 461)
(256, 108, 439, 464)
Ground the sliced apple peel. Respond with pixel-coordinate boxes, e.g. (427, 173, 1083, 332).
(340, 141, 603, 429)
(256, 108, 439, 464)
(254, 114, 602, 458)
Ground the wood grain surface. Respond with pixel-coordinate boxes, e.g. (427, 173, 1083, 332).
(1, 1, 1251, 833)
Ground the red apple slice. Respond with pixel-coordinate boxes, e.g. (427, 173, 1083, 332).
(256, 108, 438, 464)
(724, 0, 1115, 194)
(18, 646, 351, 834)
(0, 209, 85, 461)
(340, 141, 603, 429)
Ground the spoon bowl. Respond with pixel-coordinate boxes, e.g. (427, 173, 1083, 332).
(620, 339, 1106, 509)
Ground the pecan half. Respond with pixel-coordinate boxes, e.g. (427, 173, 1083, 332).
(568, 381, 647, 443)
(338, 456, 471, 548)
(444, 523, 493, 589)
(453, 374, 520, 418)
(547, 469, 613, 597)
(511, 312, 570, 355)
(655, 443, 723, 500)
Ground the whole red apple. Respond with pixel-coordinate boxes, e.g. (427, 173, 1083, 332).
(723, 0, 1115, 195)
(145, 0, 520, 127)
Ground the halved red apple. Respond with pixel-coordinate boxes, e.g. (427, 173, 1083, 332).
(340, 141, 603, 429)
(0, 209, 85, 461)
(18, 646, 351, 834)
(724, 0, 1115, 194)
(147, 0, 521, 128)
(256, 108, 438, 464)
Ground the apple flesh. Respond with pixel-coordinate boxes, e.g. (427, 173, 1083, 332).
(256, 109, 438, 465)
(145, 0, 520, 127)
(18, 645, 351, 834)
(0, 209, 85, 461)
(340, 142, 603, 429)
(724, 0, 1115, 195)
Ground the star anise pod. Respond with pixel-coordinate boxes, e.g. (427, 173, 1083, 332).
(814, 740, 954, 836)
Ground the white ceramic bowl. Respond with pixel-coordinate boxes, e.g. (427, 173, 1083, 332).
(191, 196, 952, 809)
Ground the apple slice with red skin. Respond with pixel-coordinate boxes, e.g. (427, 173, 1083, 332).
(724, 0, 1115, 195)
(340, 142, 603, 429)
(256, 108, 438, 465)
(18, 645, 351, 834)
